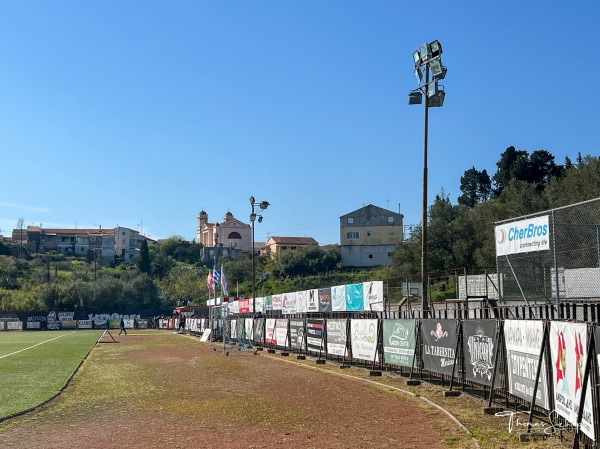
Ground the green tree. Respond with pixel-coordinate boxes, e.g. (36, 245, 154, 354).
(492, 146, 530, 196)
(138, 240, 151, 274)
(458, 167, 491, 207)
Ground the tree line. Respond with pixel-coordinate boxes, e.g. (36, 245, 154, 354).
(1, 147, 598, 313)
(392, 149, 600, 276)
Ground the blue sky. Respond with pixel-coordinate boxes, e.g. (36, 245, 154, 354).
(1, 1, 598, 245)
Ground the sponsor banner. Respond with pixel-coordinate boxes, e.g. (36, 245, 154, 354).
(47, 320, 61, 330)
(61, 320, 77, 329)
(230, 319, 237, 338)
(332, 285, 346, 312)
(318, 287, 332, 313)
(275, 319, 289, 348)
(363, 281, 384, 312)
(124, 319, 135, 329)
(504, 320, 549, 409)
(264, 295, 272, 312)
(58, 312, 75, 321)
(296, 291, 308, 314)
(230, 300, 239, 315)
(238, 298, 250, 314)
(420, 320, 458, 376)
(290, 319, 306, 350)
(307, 289, 319, 313)
(282, 292, 296, 315)
(27, 315, 47, 323)
(245, 318, 254, 340)
(7, 321, 23, 330)
(138, 320, 148, 329)
(462, 320, 500, 387)
(326, 319, 348, 356)
(272, 294, 282, 311)
(345, 283, 364, 311)
(253, 318, 264, 344)
(237, 318, 245, 339)
(255, 297, 264, 314)
(382, 320, 416, 368)
(550, 322, 595, 440)
(265, 319, 276, 345)
(350, 319, 379, 362)
(27, 321, 42, 330)
(306, 319, 324, 353)
(495, 215, 549, 256)
(78, 320, 93, 329)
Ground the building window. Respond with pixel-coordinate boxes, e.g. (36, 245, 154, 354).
(81, 247, 85, 252)
(347, 232, 359, 239)
(368, 254, 373, 259)
(366, 232, 371, 237)
(388, 217, 394, 223)
(347, 217, 354, 224)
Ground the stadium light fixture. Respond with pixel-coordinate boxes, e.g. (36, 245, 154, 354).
(409, 40, 448, 318)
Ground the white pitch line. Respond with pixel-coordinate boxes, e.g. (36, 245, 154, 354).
(0, 331, 77, 359)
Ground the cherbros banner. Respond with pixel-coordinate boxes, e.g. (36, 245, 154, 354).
(495, 215, 549, 256)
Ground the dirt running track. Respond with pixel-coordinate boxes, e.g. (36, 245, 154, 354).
(0, 332, 474, 449)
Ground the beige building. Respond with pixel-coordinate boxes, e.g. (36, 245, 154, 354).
(197, 210, 251, 262)
(16, 226, 152, 263)
(340, 204, 404, 267)
(264, 236, 318, 257)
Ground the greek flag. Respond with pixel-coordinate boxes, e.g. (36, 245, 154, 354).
(212, 268, 220, 287)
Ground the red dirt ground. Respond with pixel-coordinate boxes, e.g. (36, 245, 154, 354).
(0, 332, 472, 448)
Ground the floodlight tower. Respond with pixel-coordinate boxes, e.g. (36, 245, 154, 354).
(250, 196, 270, 314)
(408, 40, 447, 318)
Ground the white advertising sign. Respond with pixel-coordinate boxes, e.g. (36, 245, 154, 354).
(549, 321, 595, 440)
(495, 215, 549, 256)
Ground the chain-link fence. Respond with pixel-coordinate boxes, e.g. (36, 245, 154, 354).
(495, 197, 600, 312)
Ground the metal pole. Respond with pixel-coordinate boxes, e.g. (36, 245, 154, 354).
(251, 218, 256, 314)
(421, 62, 429, 318)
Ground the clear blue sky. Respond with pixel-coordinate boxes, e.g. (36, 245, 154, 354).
(1, 1, 598, 245)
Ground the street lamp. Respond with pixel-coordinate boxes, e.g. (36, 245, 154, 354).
(250, 196, 270, 314)
(409, 39, 447, 318)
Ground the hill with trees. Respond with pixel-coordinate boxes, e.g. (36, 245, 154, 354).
(1, 149, 598, 313)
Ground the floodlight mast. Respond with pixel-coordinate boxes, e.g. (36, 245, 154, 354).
(250, 197, 270, 314)
(409, 40, 447, 319)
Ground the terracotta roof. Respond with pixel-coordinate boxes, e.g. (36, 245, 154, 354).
(267, 236, 318, 245)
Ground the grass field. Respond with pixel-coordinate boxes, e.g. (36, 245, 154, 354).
(0, 330, 103, 419)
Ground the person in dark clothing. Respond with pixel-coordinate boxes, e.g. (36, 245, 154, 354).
(119, 317, 127, 335)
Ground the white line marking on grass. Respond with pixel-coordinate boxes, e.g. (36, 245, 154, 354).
(0, 332, 77, 359)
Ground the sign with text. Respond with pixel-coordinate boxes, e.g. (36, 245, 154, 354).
(350, 319, 379, 362)
(382, 320, 416, 368)
(326, 319, 347, 356)
(504, 320, 549, 409)
(550, 321, 595, 440)
(495, 215, 549, 256)
(420, 320, 458, 376)
(306, 318, 324, 353)
(462, 320, 500, 386)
